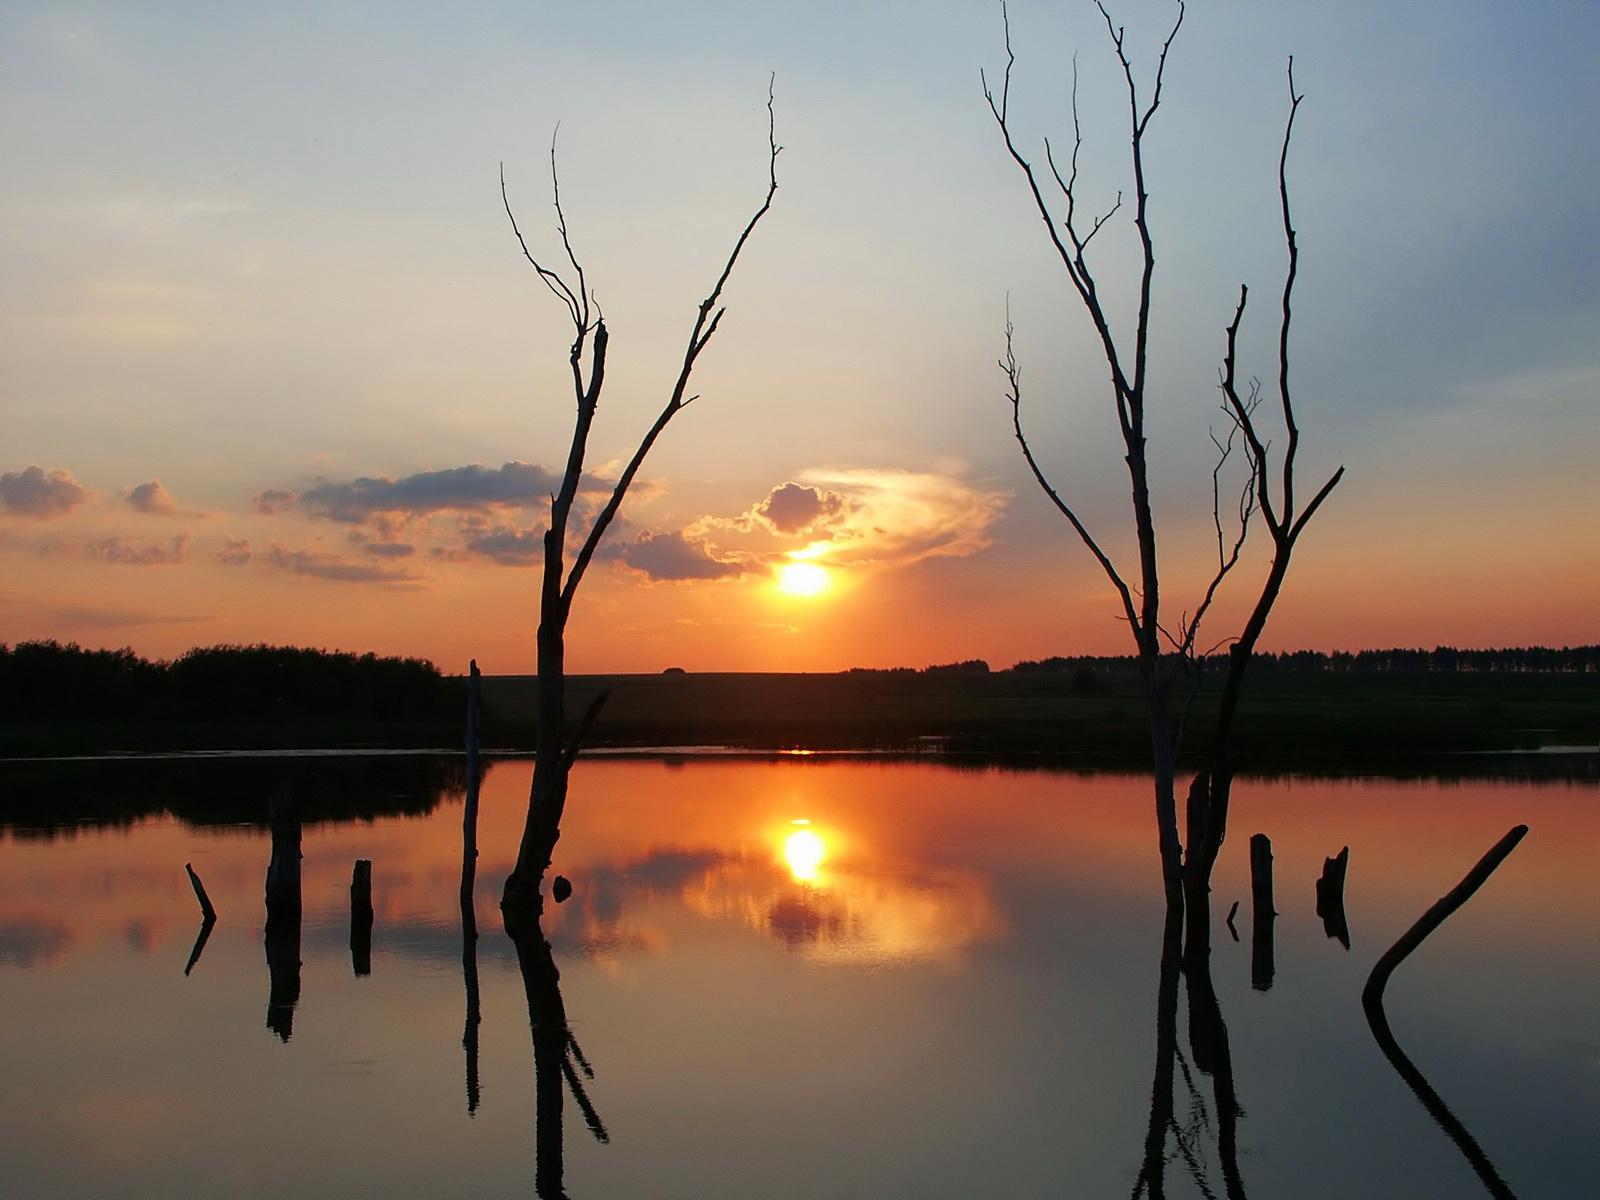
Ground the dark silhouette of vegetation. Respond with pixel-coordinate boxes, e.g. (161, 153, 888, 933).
(1012, 645, 1600, 675)
(0, 641, 462, 752)
(499, 86, 781, 920)
(920, 658, 992, 675)
(0, 754, 465, 840)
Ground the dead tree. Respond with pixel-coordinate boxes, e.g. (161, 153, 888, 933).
(499, 87, 780, 920)
(986, 2, 1342, 923)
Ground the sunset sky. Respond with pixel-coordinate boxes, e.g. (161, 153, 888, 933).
(3, 1, 1596, 673)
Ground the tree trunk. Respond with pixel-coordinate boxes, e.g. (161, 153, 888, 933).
(503, 618, 568, 918)
(1147, 681, 1184, 914)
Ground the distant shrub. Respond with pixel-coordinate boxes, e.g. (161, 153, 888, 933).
(922, 659, 990, 675)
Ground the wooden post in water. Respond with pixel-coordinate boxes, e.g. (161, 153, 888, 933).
(1249, 833, 1276, 991)
(461, 660, 482, 905)
(183, 862, 218, 976)
(265, 788, 301, 916)
(1316, 845, 1351, 949)
(350, 859, 373, 977)
(185, 863, 217, 924)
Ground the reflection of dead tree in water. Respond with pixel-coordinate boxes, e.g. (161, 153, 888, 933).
(350, 859, 373, 977)
(462, 895, 481, 1116)
(986, 1, 1342, 930)
(264, 788, 302, 1041)
(1133, 904, 1248, 1200)
(510, 920, 609, 1198)
(1362, 826, 1527, 1200)
(461, 659, 482, 906)
(183, 862, 217, 976)
(499, 90, 780, 920)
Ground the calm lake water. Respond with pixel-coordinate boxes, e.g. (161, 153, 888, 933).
(1, 756, 1595, 1198)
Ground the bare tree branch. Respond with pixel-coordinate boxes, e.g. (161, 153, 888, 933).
(562, 79, 780, 612)
(1002, 312, 1142, 635)
(501, 160, 584, 332)
(547, 125, 591, 334)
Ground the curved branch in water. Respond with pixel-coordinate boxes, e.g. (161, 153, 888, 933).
(1362, 825, 1527, 1200)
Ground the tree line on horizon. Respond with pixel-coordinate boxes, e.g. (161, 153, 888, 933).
(851, 645, 1599, 677)
(0, 641, 460, 725)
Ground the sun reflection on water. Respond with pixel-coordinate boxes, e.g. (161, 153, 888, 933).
(783, 825, 827, 882)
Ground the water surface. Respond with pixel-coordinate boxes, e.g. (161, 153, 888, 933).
(1, 757, 1594, 1198)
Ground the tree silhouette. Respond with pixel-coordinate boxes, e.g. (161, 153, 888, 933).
(499, 87, 780, 919)
(984, 1, 1342, 923)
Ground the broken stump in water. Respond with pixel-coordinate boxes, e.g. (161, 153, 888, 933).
(1249, 833, 1276, 991)
(351, 859, 373, 977)
(1316, 845, 1351, 949)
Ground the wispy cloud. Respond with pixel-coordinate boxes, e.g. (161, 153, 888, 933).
(664, 466, 1007, 581)
(263, 542, 423, 587)
(461, 524, 541, 566)
(252, 488, 298, 515)
(611, 529, 755, 582)
(785, 468, 1007, 567)
(216, 536, 252, 566)
(42, 532, 193, 565)
(0, 591, 208, 631)
(290, 461, 606, 524)
(88, 532, 191, 565)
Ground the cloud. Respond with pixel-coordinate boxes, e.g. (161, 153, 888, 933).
(787, 468, 1007, 568)
(614, 529, 754, 582)
(669, 467, 1007, 582)
(346, 529, 416, 559)
(293, 461, 605, 523)
(216, 536, 252, 565)
(463, 525, 541, 566)
(754, 482, 849, 535)
(0, 466, 89, 519)
(125, 479, 177, 514)
(0, 592, 208, 630)
(252, 488, 298, 515)
(86, 533, 191, 565)
(263, 542, 422, 586)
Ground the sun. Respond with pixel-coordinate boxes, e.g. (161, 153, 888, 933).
(776, 561, 830, 597)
